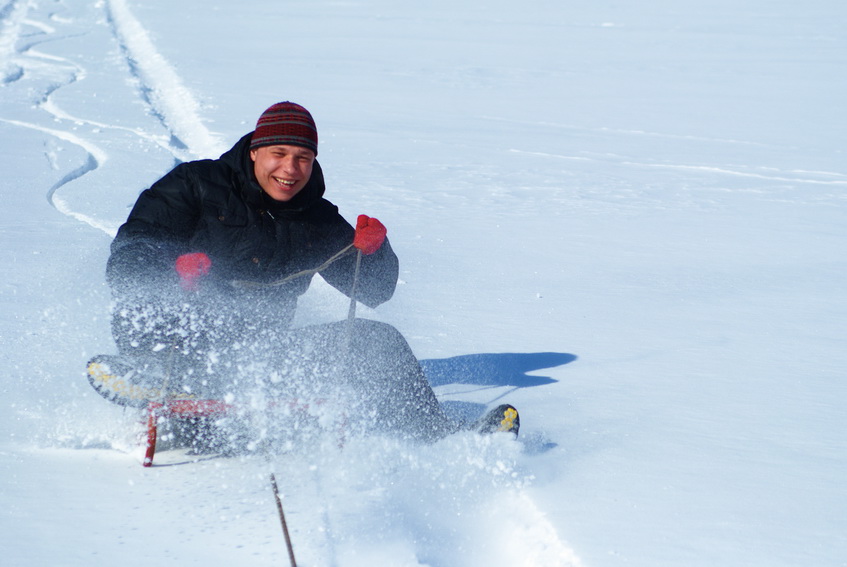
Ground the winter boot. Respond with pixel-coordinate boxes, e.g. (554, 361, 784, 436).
(86, 354, 195, 408)
(475, 404, 520, 437)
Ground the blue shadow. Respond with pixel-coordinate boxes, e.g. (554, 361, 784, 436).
(420, 352, 577, 388)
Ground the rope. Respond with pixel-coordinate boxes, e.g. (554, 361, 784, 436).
(230, 243, 356, 289)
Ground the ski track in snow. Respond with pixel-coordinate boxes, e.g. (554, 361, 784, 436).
(104, 0, 225, 160)
(3, 117, 115, 234)
(0, 0, 29, 85)
(485, 115, 847, 197)
(0, 0, 224, 236)
(513, 148, 847, 188)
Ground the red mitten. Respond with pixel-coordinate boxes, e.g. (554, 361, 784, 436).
(353, 214, 387, 255)
(175, 252, 212, 291)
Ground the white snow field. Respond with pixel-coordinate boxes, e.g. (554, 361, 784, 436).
(1, 1, 845, 565)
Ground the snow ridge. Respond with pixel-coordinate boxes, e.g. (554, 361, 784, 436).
(5, 118, 115, 234)
(0, 0, 29, 83)
(104, 0, 225, 160)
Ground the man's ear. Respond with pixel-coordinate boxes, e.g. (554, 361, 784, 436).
(249, 148, 257, 162)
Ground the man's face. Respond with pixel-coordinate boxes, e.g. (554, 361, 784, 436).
(250, 144, 315, 202)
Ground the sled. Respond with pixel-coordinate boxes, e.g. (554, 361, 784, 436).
(87, 354, 347, 466)
(140, 397, 345, 467)
(142, 399, 230, 466)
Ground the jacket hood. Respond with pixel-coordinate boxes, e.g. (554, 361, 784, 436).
(219, 132, 326, 214)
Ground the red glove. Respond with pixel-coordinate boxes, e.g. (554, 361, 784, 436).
(175, 252, 212, 291)
(353, 214, 387, 255)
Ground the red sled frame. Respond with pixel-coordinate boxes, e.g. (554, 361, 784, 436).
(143, 400, 232, 467)
(142, 398, 345, 467)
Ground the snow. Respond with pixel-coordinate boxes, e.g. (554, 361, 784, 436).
(1, 0, 845, 565)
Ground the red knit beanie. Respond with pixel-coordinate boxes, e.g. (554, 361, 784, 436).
(250, 102, 318, 155)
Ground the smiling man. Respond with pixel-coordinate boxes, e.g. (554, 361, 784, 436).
(94, 102, 511, 445)
(106, 102, 399, 328)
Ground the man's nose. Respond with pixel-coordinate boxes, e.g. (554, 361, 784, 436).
(280, 156, 297, 173)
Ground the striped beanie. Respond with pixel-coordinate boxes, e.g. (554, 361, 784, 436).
(250, 102, 318, 155)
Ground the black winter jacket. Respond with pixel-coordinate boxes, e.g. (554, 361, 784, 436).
(107, 133, 399, 326)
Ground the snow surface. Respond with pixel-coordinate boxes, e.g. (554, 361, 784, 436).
(1, 0, 846, 565)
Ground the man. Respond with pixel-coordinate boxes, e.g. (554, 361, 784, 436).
(90, 102, 518, 443)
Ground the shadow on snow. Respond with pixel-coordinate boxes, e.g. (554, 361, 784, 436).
(421, 352, 576, 451)
(421, 351, 576, 388)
